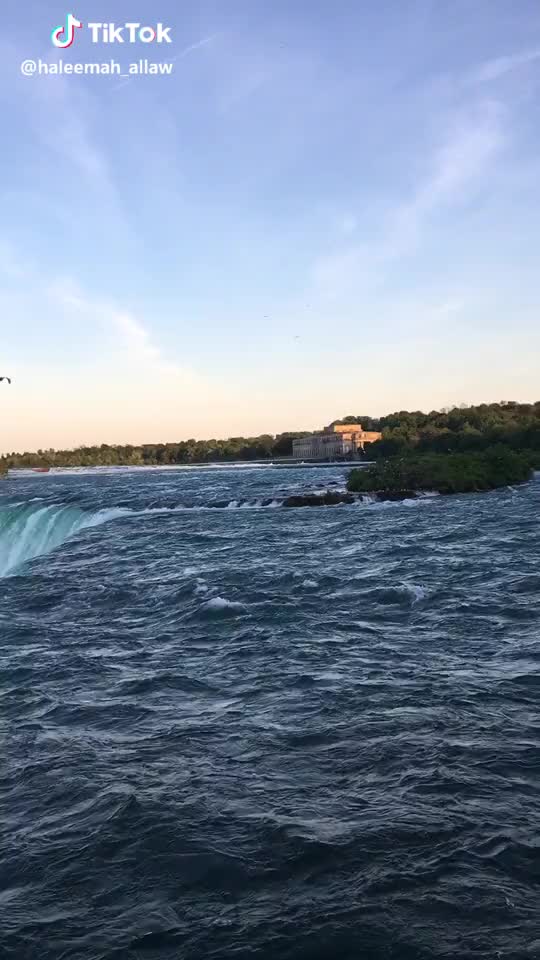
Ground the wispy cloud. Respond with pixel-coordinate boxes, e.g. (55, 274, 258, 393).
(0, 32, 114, 200)
(173, 34, 217, 63)
(106, 308, 160, 362)
(471, 49, 540, 84)
(311, 100, 505, 298)
(48, 279, 162, 364)
(30, 80, 116, 200)
(112, 34, 217, 92)
(390, 100, 504, 249)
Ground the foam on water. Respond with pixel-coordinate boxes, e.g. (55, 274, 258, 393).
(400, 582, 428, 603)
(202, 596, 246, 612)
(0, 485, 446, 579)
(9, 463, 277, 478)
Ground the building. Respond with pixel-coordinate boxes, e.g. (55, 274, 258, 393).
(292, 422, 382, 460)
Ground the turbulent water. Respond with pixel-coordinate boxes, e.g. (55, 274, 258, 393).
(1, 466, 539, 960)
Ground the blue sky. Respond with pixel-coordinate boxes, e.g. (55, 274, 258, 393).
(1, 0, 539, 451)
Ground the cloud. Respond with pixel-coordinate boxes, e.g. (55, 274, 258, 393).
(30, 80, 117, 201)
(1, 260, 216, 452)
(173, 34, 217, 63)
(0, 31, 113, 199)
(390, 100, 504, 249)
(5, 39, 126, 236)
(112, 34, 217, 92)
(471, 49, 540, 84)
(47, 279, 164, 364)
(107, 308, 161, 362)
(311, 100, 505, 299)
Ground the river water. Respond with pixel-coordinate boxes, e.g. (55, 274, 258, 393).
(1, 466, 539, 959)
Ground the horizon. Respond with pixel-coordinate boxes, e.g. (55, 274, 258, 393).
(2, 1, 540, 452)
(2, 396, 538, 457)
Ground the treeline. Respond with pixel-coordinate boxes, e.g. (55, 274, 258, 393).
(362, 401, 540, 460)
(348, 447, 533, 496)
(2, 401, 540, 469)
(1, 432, 311, 469)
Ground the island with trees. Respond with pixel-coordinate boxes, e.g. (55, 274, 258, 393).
(347, 446, 533, 498)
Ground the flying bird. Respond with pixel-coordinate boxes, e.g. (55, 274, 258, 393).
(0, 377, 11, 384)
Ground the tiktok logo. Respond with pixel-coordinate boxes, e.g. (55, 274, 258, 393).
(51, 13, 83, 48)
(49, 14, 172, 47)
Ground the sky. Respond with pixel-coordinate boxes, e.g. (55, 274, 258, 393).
(1, 0, 539, 452)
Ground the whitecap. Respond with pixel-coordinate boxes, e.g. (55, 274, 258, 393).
(400, 582, 428, 603)
(194, 579, 210, 596)
(202, 596, 245, 612)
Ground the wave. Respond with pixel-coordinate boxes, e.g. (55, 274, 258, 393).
(0, 493, 293, 577)
(0, 502, 127, 577)
(0, 486, 442, 577)
(129, 498, 282, 513)
(201, 596, 246, 614)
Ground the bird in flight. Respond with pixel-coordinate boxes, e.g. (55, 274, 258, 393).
(0, 377, 11, 384)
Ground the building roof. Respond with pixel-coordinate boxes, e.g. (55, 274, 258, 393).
(327, 423, 364, 434)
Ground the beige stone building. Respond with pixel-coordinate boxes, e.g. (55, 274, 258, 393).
(292, 423, 381, 460)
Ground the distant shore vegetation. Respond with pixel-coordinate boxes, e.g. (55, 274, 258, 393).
(347, 447, 534, 497)
(2, 401, 540, 470)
